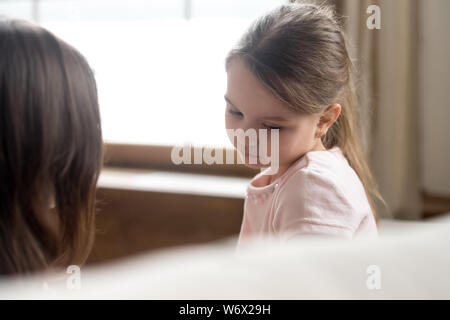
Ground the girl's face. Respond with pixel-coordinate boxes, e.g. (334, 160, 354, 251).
(225, 58, 325, 173)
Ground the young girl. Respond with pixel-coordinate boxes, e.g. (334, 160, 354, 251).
(225, 3, 382, 245)
(0, 19, 102, 274)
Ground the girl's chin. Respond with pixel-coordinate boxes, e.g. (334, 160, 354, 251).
(242, 156, 268, 169)
(239, 153, 274, 169)
(244, 162, 263, 169)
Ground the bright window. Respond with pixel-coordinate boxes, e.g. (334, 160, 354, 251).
(1, 0, 286, 147)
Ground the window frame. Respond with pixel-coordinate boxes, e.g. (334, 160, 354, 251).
(103, 143, 258, 177)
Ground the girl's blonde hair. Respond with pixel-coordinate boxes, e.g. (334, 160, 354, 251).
(226, 2, 383, 221)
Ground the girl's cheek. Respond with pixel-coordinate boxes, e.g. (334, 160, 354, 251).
(264, 133, 281, 158)
(225, 119, 238, 148)
(280, 133, 302, 162)
(224, 114, 234, 131)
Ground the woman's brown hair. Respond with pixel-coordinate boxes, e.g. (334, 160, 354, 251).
(226, 2, 384, 221)
(0, 19, 102, 275)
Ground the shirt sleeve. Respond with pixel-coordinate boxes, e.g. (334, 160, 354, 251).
(272, 168, 361, 241)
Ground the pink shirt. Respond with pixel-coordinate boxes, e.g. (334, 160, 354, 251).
(237, 146, 378, 246)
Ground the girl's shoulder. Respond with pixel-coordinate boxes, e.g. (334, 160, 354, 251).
(272, 147, 373, 233)
(279, 146, 353, 189)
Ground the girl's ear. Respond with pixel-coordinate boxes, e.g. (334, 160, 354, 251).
(316, 103, 341, 137)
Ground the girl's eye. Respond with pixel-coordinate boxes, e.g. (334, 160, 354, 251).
(228, 109, 243, 117)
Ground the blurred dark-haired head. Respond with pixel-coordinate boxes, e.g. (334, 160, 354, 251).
(0, 19, 102, 275)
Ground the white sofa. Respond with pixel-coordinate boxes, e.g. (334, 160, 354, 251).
(1, 214, 449, 299)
